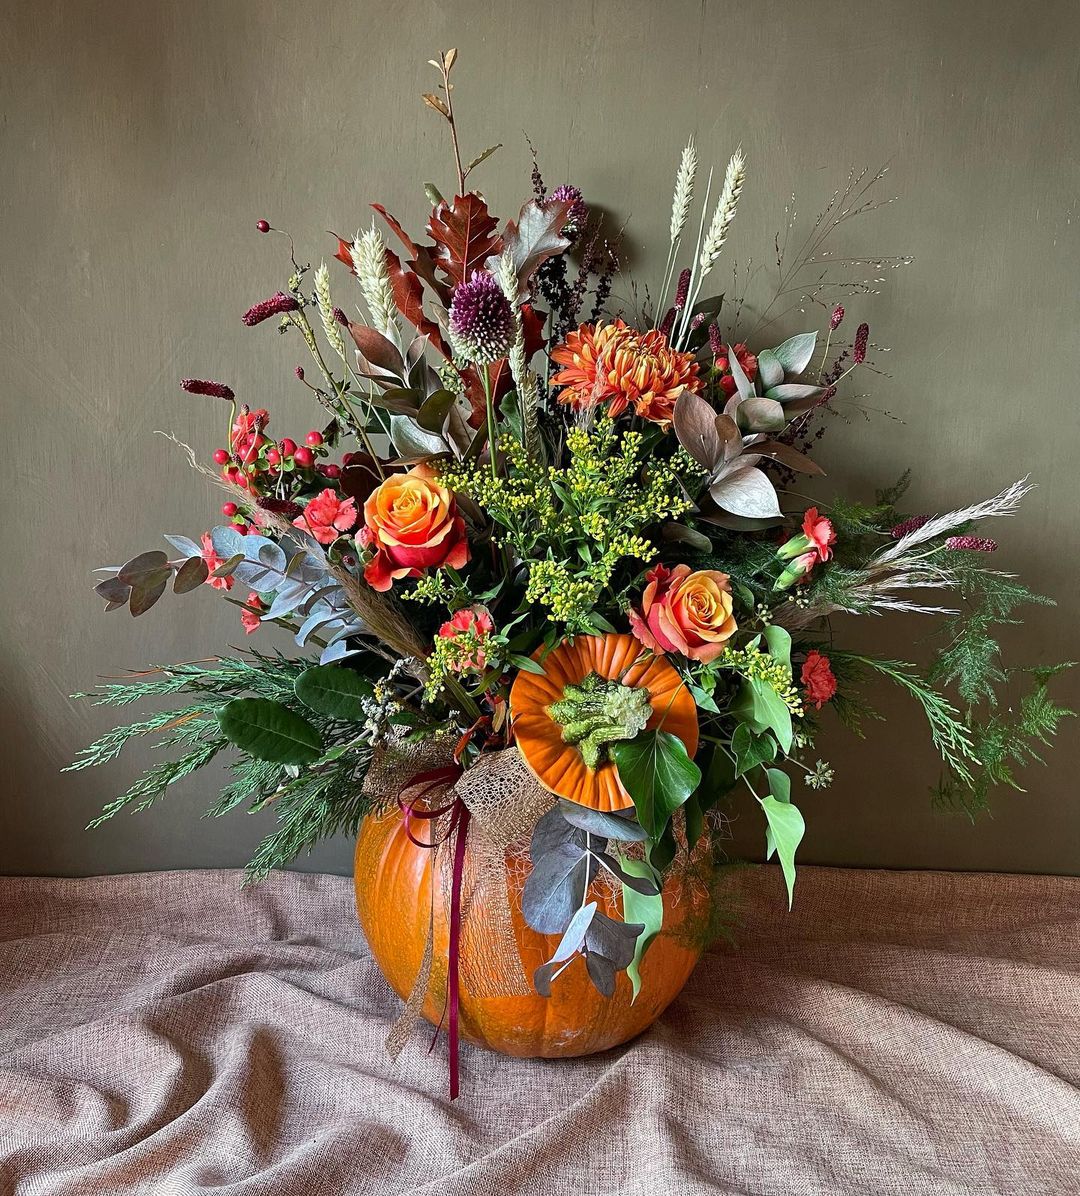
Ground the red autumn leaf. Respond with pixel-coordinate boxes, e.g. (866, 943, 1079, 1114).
(331, 232, 354, 271)
(371, 204, 452, 306)
(384, 247, 450, 359)
(345, 321, 405, 376)
(427, 193, 504, 289)
(521, 303, 548, 356)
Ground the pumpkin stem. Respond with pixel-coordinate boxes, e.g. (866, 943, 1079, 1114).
(547, 672, 652, 770)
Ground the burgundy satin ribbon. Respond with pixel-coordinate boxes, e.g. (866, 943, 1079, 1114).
(397, 764, 469, 1100)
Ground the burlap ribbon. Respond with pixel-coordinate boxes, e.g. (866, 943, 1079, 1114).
(363, 735, 555, 1071)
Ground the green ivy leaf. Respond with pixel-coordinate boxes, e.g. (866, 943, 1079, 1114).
(734, 728, 777, 776)
(293, 665, 373, 721)
(763, 625, 792, 673)
(765, 767, 791, 803)
(620, 857, 665, 1002)
(732, 679, 793, 753)
(759, 795, 805, 909)
(218, 698, 322, 765)
(611, 730, 702, 840)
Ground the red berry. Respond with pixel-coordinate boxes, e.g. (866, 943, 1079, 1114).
(256, 220, 270, 233)
(322, 464, 341, 479)
(265, 448, 281, 466)
(212, 448, 230, 465)
(293, 446, 315, 468)
(234, 522, 248, 534)
(279, 438, 297, 457)
(235, 474, 250, 490)
(221, 502, 238, 517)
(305, 430, 324, 447)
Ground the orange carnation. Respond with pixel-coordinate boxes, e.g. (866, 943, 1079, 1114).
(361, 465, 469, 592)
(550, 319, 702, 426)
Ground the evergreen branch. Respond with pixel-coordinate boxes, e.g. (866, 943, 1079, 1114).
(829, 653, 979, 784)
(243, 756, 373, 882)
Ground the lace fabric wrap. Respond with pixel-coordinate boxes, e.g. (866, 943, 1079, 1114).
(362, 734, 555, 1058)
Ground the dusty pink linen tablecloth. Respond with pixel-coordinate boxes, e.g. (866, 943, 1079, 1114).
(0, 865, 1077, 1195)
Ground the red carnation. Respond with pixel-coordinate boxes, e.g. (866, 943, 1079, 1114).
(714, 341, 758, 396)
(801, 651, 837, 710)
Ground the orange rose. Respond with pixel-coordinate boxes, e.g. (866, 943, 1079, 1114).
(361, 465, 469, 592)
(628, 563, 737, 663)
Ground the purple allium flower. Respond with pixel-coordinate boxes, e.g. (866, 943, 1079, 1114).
(708, 322, 724, 358)
(181, 378, 235, 401)
(946, 535, 998, 552)
(890, 514, 931, 539)
(448, 270, 515, 365)
(242, 291, 300, 327)
(830, 304, 845, 330)
(549, 184, 588, 235)
(853, 322, 870, 364)
(658, 307, 676, 338)
(674, 268, 691, 311)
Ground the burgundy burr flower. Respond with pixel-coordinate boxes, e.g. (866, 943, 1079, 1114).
(689, 312, 707, 331)
(890, 514, 931, 539)
(946, 535, 998, 552)
(332, 307, 348, 326)
(708, 322, 724, 358)
(181, 378, 235, 401)
(658, 307, 676, 338)
(674, 268, 691, 311)
(242, 291, 300, 327)
(549, 184, 587, 235)
(256, 220, 271, 234)
(448, 270, 515, 365)
(853, 322, 870, 364)
(830, 304, 845, 330)
(256, 496, 305, 520)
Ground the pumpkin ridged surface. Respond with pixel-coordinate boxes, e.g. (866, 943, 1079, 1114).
(510, 633, 699, 811)
(354, 805, 711, 1059)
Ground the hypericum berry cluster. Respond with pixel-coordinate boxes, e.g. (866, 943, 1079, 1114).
(208, 404, 343, 531)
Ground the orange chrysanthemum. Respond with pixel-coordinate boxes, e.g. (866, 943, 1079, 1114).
(550, 319, 703, 426)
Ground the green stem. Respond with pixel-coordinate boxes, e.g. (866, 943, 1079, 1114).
(481, 366, 498, 482)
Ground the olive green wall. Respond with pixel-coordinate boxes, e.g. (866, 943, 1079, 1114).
(2, 0, 1077, 878)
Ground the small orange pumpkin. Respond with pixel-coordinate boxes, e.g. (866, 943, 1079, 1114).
(510, 632, 699, 811)
(354, 805, 712, 1058)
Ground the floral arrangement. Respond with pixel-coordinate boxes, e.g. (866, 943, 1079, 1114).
(71, 51, 1071, 1095)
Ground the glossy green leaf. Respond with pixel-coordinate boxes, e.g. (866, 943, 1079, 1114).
(765, 767, 791, 803)
(621, 857, 665, 1002)
(759, 795, 805, 909)
(732, 679, 793, 753)
(293, 665, 373, 721)
(733, 723, 777, 776)
(217, 698, 322, 765)
(763, 625, 792, 673)
(611, 730, 702, 840)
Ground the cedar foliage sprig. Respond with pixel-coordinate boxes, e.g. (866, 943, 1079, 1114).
(68, 653, 378, 877)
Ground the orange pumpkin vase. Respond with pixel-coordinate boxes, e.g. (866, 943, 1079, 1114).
(353, 634, 710, 1059)
(354, 806, 712, 1058)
